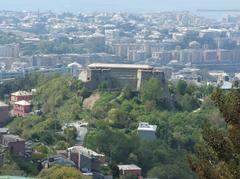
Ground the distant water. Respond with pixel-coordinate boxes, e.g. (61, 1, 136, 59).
(1, 0, 240, 20)
(196, 11, 240, 20)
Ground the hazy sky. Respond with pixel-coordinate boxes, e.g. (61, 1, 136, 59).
(1, 0, 240, 12)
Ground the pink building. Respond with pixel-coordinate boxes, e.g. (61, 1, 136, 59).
(10, 91, 32, 103)
(12, 100, 31, 117)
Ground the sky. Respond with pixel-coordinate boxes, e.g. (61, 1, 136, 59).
(0, 0, 240, 13)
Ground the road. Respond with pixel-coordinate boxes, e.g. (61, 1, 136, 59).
(71, 122, 88, 146)
(76, 126, 88, 145)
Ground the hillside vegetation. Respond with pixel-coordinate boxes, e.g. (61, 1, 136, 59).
(0, 74, 221, 178)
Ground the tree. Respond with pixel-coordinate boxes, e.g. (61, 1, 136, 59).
(38, 166, 90, 179)
(179, 94, 200, 111)
(144, 100, 156, 112)
(189, 89, 240, 179)
(64, 127, 78, 143)
(121, 86, 134, 100)
(147, 164, 193, 179)
(140, 77, 166, 107)
(177, 80, 188, 95)
(56, 140, 69, 150)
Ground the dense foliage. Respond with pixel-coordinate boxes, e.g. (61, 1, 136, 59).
(7, 75, 85, 147)
(38, 166, 90, 179)
(85, 79, 216, 178)
(189, 89, 240, 179)
(0, 73, 57, 100)
(0, 74, 218, 178)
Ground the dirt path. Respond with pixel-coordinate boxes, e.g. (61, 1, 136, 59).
(83, 93, 100, 109)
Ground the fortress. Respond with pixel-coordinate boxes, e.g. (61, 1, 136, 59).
(79, 63, 166, 91)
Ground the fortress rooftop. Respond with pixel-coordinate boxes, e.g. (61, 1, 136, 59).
(88, 63, 153, 70)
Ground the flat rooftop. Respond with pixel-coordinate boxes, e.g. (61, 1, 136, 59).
(138, 122, 157, 132)
(11, 91, 32, 96)
(0, 101, 8, 107)
(118, 164, 141, 171)
(3, 134, 25, 143)
(0, 128, 9, 134)
(88, 63, 153, 70)
(68, 146, 104, 158)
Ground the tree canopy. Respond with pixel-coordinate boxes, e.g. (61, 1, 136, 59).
(0, 74, 217, 178)
(38, 166, 90, 179)
(189, 89, 240, 179)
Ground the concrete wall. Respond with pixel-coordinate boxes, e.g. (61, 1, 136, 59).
(85, 67, 166, 91)
(138, 130, 156, 141)
(69, 152, 80, 168)
(120, 169, 142, 177)
(79, 155, 101, 172)
(85, 69, 112, 90)
(137, 69, 166, 91)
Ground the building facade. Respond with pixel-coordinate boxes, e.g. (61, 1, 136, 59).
(2, 134, 25, 155)
(0, 44, 20, 58)
(12, 100, 31, 117)
(67, 146, 104, 173)
(0, 102, 9, 126)
(137, 122, 157, 140)
(117, 164, 142, 178)
(80, 63, 166, 91)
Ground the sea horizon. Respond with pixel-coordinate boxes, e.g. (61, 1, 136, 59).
(1, 0, 240, 20)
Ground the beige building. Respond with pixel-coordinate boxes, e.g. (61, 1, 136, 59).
(112, 43, 150, 59)
(152, 51, 172, 64)
(0, 44, 20, 58)
(32, 54, 60, 67)
(233, 49, 240, 63)
(80, 63, 166, 91)
(217, 49, 233, 62)
(180, 49, 191, 63)
(127, 50, 146, 62)
(190, 49, 203, 63)
(203, 50, 218, 62)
